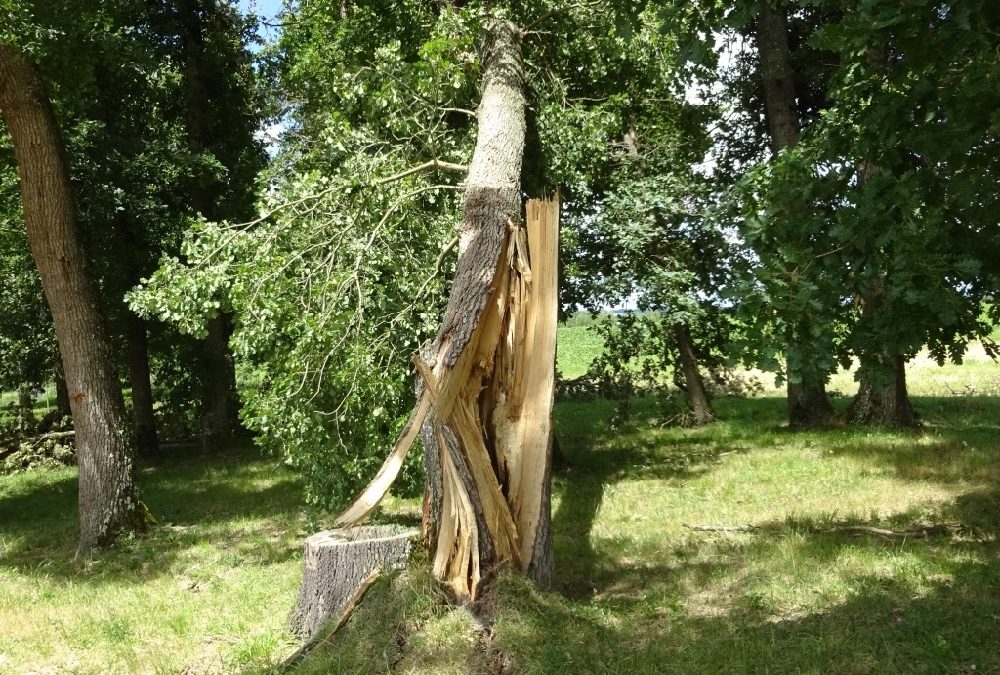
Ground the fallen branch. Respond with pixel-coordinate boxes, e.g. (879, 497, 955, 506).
(826, 523, 962, 538)
(683, 524, 758, 533)
(683, 522, 963, 538)
(38, 430, 75, 440)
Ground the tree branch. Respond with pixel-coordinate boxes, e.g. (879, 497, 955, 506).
(373, 159, 468, 186)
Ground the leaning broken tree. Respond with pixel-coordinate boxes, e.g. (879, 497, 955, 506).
(336, 20, 557, 600)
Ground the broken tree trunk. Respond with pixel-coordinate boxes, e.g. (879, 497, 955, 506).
(289, 526, 418, 641)
(336, 20, 556, 602)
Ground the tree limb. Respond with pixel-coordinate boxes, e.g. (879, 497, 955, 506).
(373, 159, 468, 186)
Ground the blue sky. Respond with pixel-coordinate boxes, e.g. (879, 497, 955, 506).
(237, 0, 283, 21)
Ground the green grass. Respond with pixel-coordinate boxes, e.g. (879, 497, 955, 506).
(286, 390, 1000, 674)
(3, 343, 1000, 673)
(0, 448, 307, 674)
(556, 324, 605, 379)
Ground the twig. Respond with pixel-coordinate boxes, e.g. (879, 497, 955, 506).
(684, 522, 963, 538)
(440, 107, 476, 117)
(414, 235, 460, 300)
(683, 524, 758, 533)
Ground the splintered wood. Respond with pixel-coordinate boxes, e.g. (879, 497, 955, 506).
(336, 194, 559, 602)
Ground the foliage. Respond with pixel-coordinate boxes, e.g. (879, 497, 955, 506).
(582, 312, 759, 423)
(720, 0, 1000, 389)
(132, 0, 714, 508)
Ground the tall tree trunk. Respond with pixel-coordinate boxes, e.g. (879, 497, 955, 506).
(0, 46, 144, 554)
(123, 311, 159, 455)
(54, 360, 72, 418)
(847, 48, 915, 428)
(200, 314, 239, 447)
(849, 353, 916, 426)
(674, 323, 713, 425)
(337, 21, 555, 601)
(757, 3, 835, 427)
(178, 1, 242, 443)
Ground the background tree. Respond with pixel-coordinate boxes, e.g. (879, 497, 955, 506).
(0, 43, 144, 553)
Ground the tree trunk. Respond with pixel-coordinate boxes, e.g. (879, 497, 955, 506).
(336, 21, 556, 602)
(290, 526, 418, 641)
(17, 383, 35, 432)
(123, 311, 159, 455)
(757, 3, 835, 426)
(54, 361, 72, 418)
(849, 353, 916, 427)
(673, 323, 713, 425)
(0, 46, 144, 554)
(787, 377, 836, 427)
(176, 2, 243, 445)
(200, 314, 239, 448)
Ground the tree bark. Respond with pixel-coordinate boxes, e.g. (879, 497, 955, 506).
(54, 361, 72, 418)
(200, 314, 239, 448)
(757, 3, 835, 427)
(336, 21, 556, 602)
(849, 353, 917, 427)
(674, 323, 713, 425)
(0, 46, 144, 554)
(123, 311, 159, 455)
(290, 526, 418, 641)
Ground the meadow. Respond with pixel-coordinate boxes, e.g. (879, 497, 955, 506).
(1, 323, 999, 674)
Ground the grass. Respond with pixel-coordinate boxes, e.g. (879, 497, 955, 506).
(2, 327, 1000, 673)
(0, 449, 307, 674)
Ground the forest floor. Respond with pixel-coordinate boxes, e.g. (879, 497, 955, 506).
(2, 332, 1000, 674)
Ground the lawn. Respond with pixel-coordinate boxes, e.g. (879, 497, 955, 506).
(1, 327, 999, 674)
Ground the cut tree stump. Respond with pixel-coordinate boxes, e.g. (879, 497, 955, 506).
(289, 525, 419, 641)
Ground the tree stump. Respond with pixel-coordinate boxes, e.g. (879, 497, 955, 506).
(289, 525, 418, 641)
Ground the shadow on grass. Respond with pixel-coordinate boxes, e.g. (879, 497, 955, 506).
(493, 551, 1000, 674)
(0, 445, 306, 582)
(550, 393, 1000, 601)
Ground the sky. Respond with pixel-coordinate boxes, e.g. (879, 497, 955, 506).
(236, 0, 284, 45)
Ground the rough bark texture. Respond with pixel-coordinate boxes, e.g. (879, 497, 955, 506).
(787, 377, 836, 427)
(757, 3, 835, 427)
(849, 353, 917, 427)
(0, 46, 144, 554)
(337, 21, 556, 603)
(674, 323, 714, 425)
(54, 362, 72, 418)
(289, 526, 418, 641)
(123, 312, 159, 455)
(758, 4, 800, 151)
